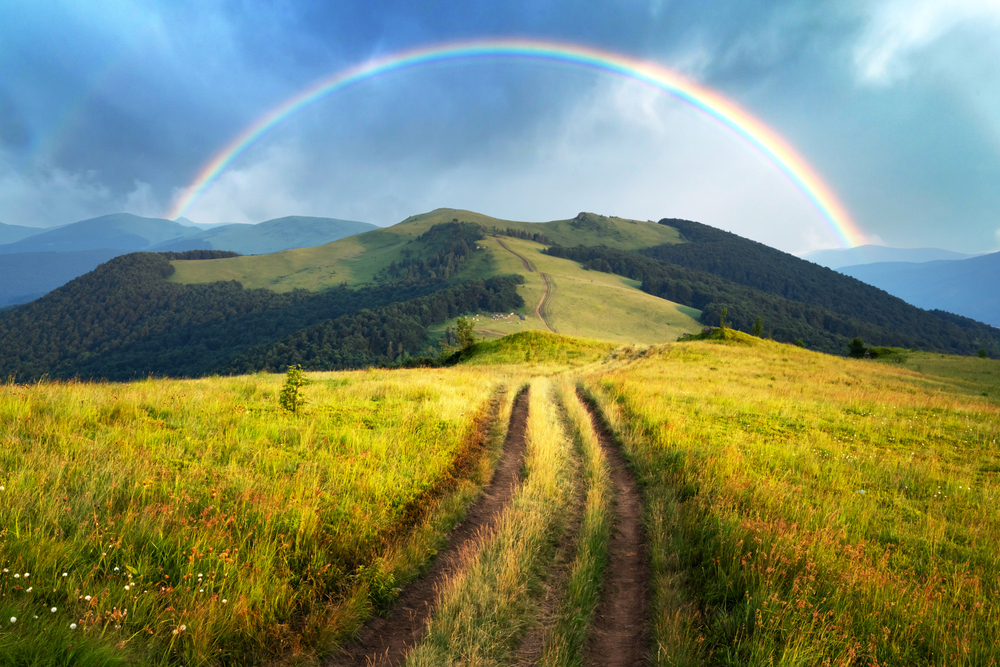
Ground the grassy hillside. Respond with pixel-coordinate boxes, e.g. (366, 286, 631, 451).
(168, 208, 681, 293)
(169, 210, 697, 346)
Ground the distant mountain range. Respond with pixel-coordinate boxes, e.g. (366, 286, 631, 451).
(802, 244, 978, 270)
(839, 252, 1000, 328)
(0, 213, 376, 308)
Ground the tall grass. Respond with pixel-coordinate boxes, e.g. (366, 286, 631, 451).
(532, 381, 614, 666)
(585, 340, 1000, 666)
(406, 377, 577, 666)
(0, 367, 507, 665)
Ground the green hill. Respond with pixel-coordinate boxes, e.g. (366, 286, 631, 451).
(2, 208, 998, 382)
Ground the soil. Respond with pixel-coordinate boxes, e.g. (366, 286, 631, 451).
(326, 387, 531, 667)
(579, 389, 651, 667)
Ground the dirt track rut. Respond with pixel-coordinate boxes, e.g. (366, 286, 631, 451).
(327, 388, 530, 667)
(580, 390, 651, 667)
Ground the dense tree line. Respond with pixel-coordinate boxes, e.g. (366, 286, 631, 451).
(377, 222, 484, 284)
(491, 226, 551, 245)
(0, 250, 522, 381)
(544, 242, 1000, 356)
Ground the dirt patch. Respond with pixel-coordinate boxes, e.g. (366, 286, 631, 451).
(579, 389, 651, 667)
(327, 387, 531, 667)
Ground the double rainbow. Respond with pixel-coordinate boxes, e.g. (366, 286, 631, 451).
(168, 38, 864, 247)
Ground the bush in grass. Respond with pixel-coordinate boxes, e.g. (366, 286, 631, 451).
(279, 364, 306, 413)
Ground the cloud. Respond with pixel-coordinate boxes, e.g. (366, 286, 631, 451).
(183, 78, 852, 253)
(0, 151, 166, 226)
(854, 0, 1000, 85)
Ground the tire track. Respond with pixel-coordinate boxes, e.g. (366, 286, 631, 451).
(327, 388, 531, 667)
(495, 238, 555, 333)
(578, 389, 650, 667)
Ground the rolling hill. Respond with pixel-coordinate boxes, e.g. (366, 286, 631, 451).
(1, 208, 997, 381)
(0, 220, 49, 245)
(801, 243, 978, 269)
(840, 251, 1000, 327)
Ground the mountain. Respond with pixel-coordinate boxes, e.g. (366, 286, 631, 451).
(840, 251, 1000, 327)
(802, 244, 977, 270)
(0, 213, 200, 254)
(150, 215, 377, 254)
(0, 221, 51, 245)
(0, 213, 375, 308)
(1, 209, 997, 381)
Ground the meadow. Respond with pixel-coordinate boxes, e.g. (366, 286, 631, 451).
(583, 332, 1000, 666)
(0, 367, 516, 665)
(2, 329, 999, 666)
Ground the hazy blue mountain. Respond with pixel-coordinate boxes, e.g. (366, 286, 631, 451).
(803, 244, 977, 270)
(0, 249, 123, 308)
(840, 251, 1000, 327)
(0, 213, 200, 254)
(0, 221, 50, 245)
(150, 215, 377, 254)
(0, 213, 376, 307)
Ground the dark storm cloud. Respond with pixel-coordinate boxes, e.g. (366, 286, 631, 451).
(1, 0, 998, 252)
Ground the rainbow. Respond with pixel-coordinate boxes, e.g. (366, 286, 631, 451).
(168, 38, 865, 247)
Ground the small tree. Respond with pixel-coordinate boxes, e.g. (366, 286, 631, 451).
(719, 308, 729, 330)
(752, 316, 764, 337)
(848, 337, 867, 359)
(279, 364, 306, 414)
(456, 317, 476, 350)
(979, 349, 988, 358)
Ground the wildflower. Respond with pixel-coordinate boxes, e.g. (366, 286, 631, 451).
(222, 599, 227, 604)
(124, 585, 130, 591)
(13, 574, 19, 578)
(62, 573, 67, 577)
(9, 617, 15, 623)
(180, 624, 186, 631)
(0, 486, 4, 490)
(69, 623, 77, 630)
(26, 587, 32, 592)
(114, 567, 120, 572)
(51, 607, 57, 613)
(84, 595, 91, 601)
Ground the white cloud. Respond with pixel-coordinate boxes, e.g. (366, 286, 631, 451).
(0, 152, 114, 226)
(854, 0, 1000, 85)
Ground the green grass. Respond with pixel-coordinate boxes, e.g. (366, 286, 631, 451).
(406, 377, 578, 666)
(0, 368, 513, 665)
(584, 339, 1000, 666)
(168, 208, 683, 295)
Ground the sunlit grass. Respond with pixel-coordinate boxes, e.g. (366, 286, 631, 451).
(585, 339, 1000, 666)
(0, 367, 509, 665)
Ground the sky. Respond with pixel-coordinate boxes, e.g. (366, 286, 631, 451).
(1, 0, 999, 255)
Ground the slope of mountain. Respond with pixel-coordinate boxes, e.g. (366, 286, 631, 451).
(0, 221, 49, 245)
(0, 213, 200, 254)
(167, 208, 682, 292)
(151, 215, 377, 255)
(802, 244, 976, 270)
(840, 251, 1000, 327)
(2, 209, 997, 382)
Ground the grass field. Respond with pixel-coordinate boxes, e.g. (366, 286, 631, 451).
(0, 368, 517, 665)
(3, 330, 999, 666)
(583, 336, 1000, 666)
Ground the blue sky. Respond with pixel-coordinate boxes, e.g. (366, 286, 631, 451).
(1, 0, 999, 254)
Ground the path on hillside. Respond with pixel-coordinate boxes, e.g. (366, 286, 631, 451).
(495, 238, 555, 333)
(578, 389, 651, 666)
(328, 389, 531, 667)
